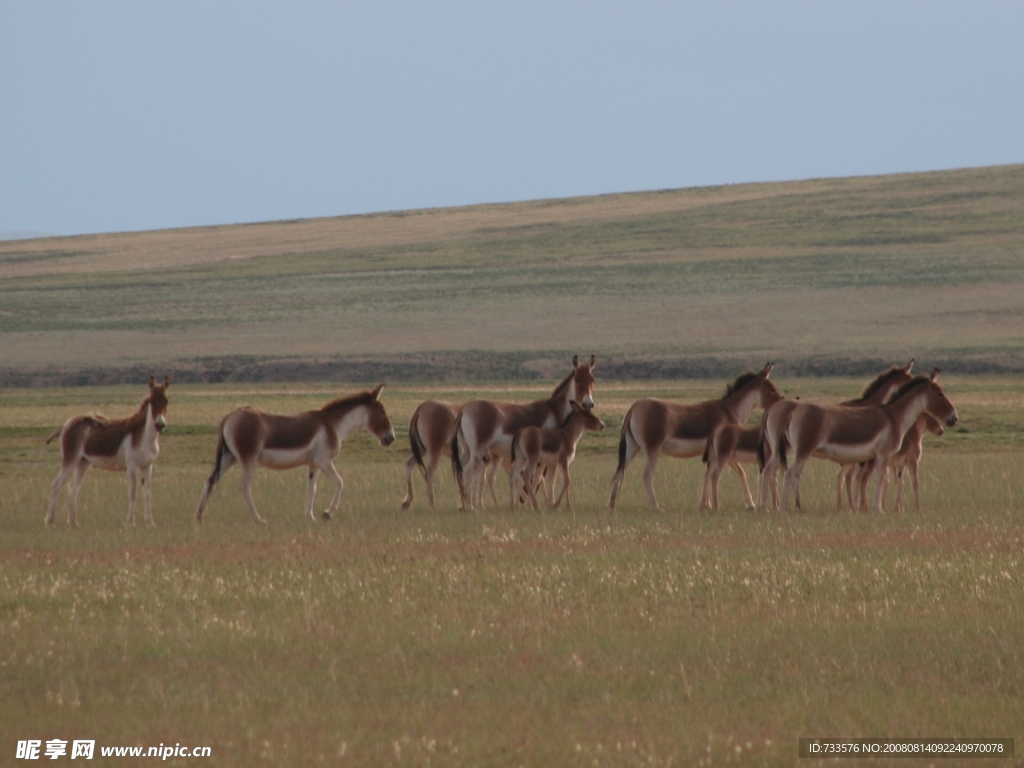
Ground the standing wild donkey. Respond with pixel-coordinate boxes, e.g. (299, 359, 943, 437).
(509, 401, 605, 511)
(453, 355, 597, 510)
(609, 363, 779, 512)
(402, 399, 459, 511)
(774, 372, 957, 513)
(45, 376, 170, 527)
(195, 385, 395, 523)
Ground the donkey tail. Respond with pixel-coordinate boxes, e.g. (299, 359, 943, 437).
(205, 426, 232, 491)
(408, 405, 427, 475)
(45, 429, 62, 445)
(451, 410, 465, 498)
(615, 404, 637, 478)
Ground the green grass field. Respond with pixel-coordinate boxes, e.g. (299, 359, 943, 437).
(2, 378, 1023, 766)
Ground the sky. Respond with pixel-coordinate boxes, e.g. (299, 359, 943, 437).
(2, 1, 1023, 238)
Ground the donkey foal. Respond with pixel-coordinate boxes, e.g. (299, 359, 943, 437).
(509, 402, 604, 511)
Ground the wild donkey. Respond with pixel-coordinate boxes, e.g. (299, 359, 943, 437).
(195, 385, 395, 523)
(509, 401, 605, 511)
(45, 376, 170, 527)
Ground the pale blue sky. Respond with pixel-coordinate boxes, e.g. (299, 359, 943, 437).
(3, 1, 1022, 237)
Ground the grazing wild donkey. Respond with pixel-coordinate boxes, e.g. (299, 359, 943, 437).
(195, 385, 395, 523)
(453, 355, 597, 510)
(509, 401, 605, 511)
(45, 376, 170, 527)
(609, 363, 780, 512)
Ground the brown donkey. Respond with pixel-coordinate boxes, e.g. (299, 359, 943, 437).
(509, 401, 605, 511)
(402, 399, 460, 511)
(757, 360, 915, 511)
(453, 355, 597, 510)
(45, 376, 170, 527)
(777, 372, 957, 513)
(849, 408, 945, 512)
(195, 385, 395, 523)
(700, 424, 774, 512)
(609, 363, 780, 512)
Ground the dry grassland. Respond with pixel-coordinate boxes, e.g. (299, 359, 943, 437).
(2, 165, 1023, 384)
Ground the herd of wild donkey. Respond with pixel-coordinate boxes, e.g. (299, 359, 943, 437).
(43, 355, 959, 527)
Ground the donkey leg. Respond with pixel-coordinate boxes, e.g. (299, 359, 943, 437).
(485, 460, 501, 509)
(322, 461, 347, 519)
(140, 464, 156, 526)
(909, 465, 922, 511)
(836, 466, 849, 511)
(46, 462, 75, 527)
(757, 455, 780, 512)
(641, 454, 663, 513)
(461, 455, 483, 511)
(731, 460, 755, 508)
(508, 458, 523, 511)
(66, 461, 90, 527)
(699, 466, 713, 510)
(125, 467, 139, 526)
(305, 467, 321, 520)
(528, 462, 544, 512)
(781, 463, 804, 512)
(551, 465, 571, 510)
(238, 464, 266, 523)
(858, 465, 873, 512)
(401, 454, 418, 510)
(195, 450, 236, 522)
(424, 453, 442, 510)
(872, 458, 889, 512)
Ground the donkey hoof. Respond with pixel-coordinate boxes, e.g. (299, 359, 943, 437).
(321, 511, 332, 521)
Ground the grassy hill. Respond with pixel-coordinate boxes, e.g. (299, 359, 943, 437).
(2, 164, 1023, 386)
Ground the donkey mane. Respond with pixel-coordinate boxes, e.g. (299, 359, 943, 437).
(724, 371, 757, 396)
(320, 390, 377, 413)
(859, 365, 907, 400)
(890, 374, 932, 401)
(550, 368, 577, 399)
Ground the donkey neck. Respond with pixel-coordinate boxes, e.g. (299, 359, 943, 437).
(324, 403, 368, 442)
(719, 385, 761, 423)
(558, 413, 590, 447)
(858, 378, 906, 406)
(132, 398, 163, 450)
(528, 391, 575, 426)
(883, 389, 932, 439)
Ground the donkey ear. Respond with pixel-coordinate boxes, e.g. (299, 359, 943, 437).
(905, 358, 916, 374)
(163, 376, 170, 389)
(588, 354, 596, 370)
(762, 361, 774, 377)
(371, 383, 385, 400)
(572, 354, 580, 369)
(149, 375, 156, 389)
(930, 368, 941, 381)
